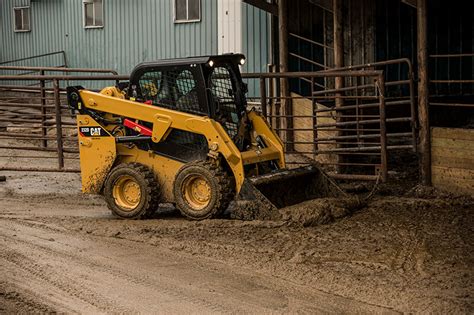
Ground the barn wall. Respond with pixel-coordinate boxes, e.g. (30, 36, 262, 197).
(0, 0, 219, 77)
(218, 0, 242, 55)
(241, 2, 270, 97)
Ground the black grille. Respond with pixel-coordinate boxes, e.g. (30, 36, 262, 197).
(209, 66, 240, 139)
(150, 129, 208, 162)
(137, 69, 204, 115)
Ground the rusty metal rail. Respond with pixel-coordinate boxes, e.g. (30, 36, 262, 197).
(0, 66, 119, 75)
(0, 69, 129, 172)
(243, 70, 388, 181)
(2, 69, 389, 182)
(0, 51, 68, 67)
(428, 53, 474, 108)
(321, 58, 417, 152)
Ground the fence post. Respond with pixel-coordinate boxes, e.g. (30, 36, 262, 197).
(333, 0, 345, 172)
(417, 0, 431, 185)
(259, 77, 267, 120)
(278, 0, 293, 151)
(311, 76, 318, 157)
(53, 79, 64, 169)
(407, 62, 417, 153)
(40, 70, 48, 148)
(378, 74, 388, 182)
(268, 64, 275, 128)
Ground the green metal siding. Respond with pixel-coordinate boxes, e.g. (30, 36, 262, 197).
(1, 0, 218, 75)
(241, 3, 270, 97)
(1, 0, 270, 93)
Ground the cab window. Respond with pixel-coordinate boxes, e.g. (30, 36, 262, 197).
(137, 68, 204, 115)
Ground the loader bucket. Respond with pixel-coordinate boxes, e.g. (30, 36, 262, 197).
(233, 165, 331, 220)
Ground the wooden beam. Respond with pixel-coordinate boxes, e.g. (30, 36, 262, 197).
(333, 0, 344, 98)
(308, 0, 333, 12)
(278, 0, 293, 151)
(401, 0, 417, 8)
(243, 0, 278, 16)
(417, 0, 431, 185)
(333, 0, 344, 169)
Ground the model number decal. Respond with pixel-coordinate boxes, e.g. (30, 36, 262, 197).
(79, 126, 107, 137)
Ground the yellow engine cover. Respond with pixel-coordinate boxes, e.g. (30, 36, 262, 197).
(77, 114, 117, 193)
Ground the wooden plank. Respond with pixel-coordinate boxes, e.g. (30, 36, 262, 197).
(431, 146, 474, 160)
(432, 177, 474, 195)
(432, 173, 474, 186)
(431, 127, 474, 141)
(432, 165, 474, 180)
(431, 127, 474, 194)
(432, 174, 474, 196)
(432, 155, 474, 170)
(431, 137, 474, 151)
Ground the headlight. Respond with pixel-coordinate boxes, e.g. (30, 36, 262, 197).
(240, 58, 246, 65)
(208, 60, 214, 67)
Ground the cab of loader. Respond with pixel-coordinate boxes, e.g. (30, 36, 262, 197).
(110, 54, 257, 163)
(126, 54, 250, 150)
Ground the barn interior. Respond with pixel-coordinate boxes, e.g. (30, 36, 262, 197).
(245, 0, 473, 193)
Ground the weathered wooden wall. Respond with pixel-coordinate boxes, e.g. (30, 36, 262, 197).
(344, 0, 376, 68)
(431, 127, 474, 195)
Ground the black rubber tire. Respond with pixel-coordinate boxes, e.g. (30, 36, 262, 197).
(103, 163, 160, 219)
(173, 160, 234, 220)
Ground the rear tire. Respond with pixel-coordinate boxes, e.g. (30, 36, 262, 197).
(104, 163, 160, 219)
(173, 160, 234, 220)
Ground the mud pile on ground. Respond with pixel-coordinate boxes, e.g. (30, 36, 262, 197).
(278, 196, 364, 227)
(228, 196, 363, 225)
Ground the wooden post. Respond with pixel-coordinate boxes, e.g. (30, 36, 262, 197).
(39, 70, 48, 148)
(333, 0, 344, 101)
(417, 0, 431, 185)
(333, 0, 344, 171)
(53, 79, 64, 169)
(378, 74, 388, 182)
(260, 77, 267, 119)
(278, 0, 293, 151)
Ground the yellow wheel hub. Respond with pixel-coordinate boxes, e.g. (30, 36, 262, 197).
(113, 175, 142, 210)
(182, 175, 211, 210)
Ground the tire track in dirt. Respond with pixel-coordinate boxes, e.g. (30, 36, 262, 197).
(0, 220, 236, 313)
(0, 216, 395, 314)
(1, 193, 472, 313)
(0, 281, 55, 314)
(0, 235, 233, 314)
(1, 247, 128, 313)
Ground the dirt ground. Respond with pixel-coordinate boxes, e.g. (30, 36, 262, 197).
(0, 135, 472, 313)
(0, 167, 473, 314)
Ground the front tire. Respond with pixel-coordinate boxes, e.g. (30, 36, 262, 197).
(104, 163, 160, 219)
(173, 160, 234, 220)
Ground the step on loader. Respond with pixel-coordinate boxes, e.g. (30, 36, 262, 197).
(67, 54, 328, 220)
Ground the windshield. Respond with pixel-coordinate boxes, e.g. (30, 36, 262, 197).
(208, 65, 244, 139)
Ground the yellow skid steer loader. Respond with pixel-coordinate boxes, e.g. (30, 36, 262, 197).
(67, 54, 326, 220)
